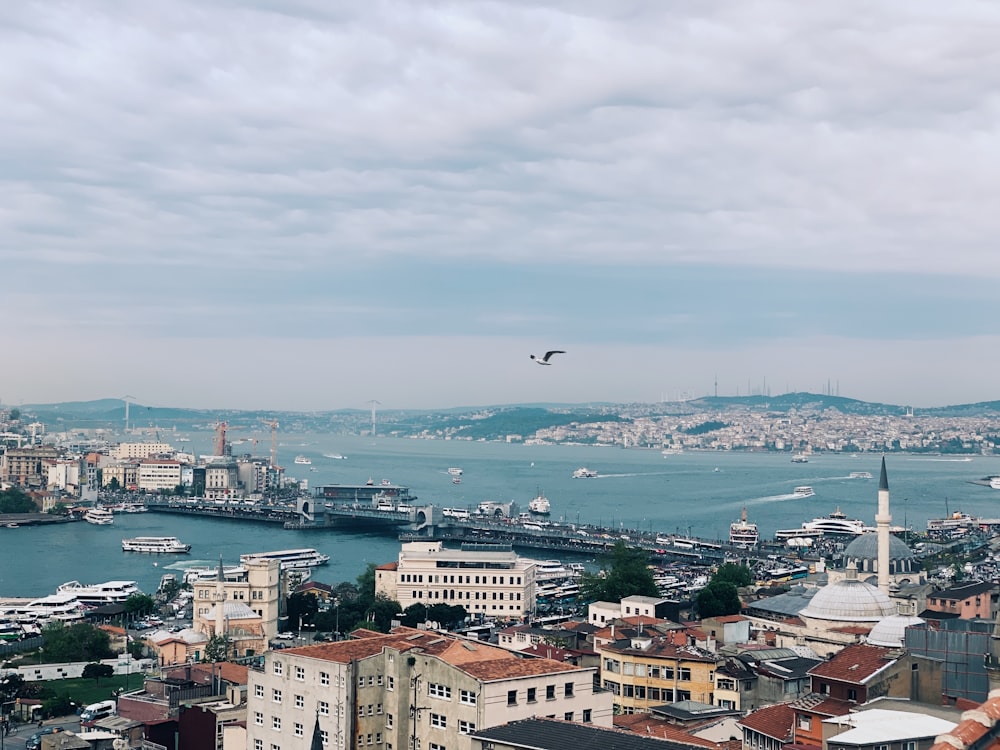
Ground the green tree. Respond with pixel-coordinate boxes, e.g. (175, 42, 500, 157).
(399, 603, 428, 628)
(41, 622, 113, 662)
(579, 542, 659, 602)
(286, 592, 319, 629)
(107, 477, 121, 491)
(0, 487, 36, 514)
(711, 563, 752, 588)
(82, 662, 114, 684)
(204, 634, 232, 662)
(124, 593, 156, 618)
(696, 581, 742, 617)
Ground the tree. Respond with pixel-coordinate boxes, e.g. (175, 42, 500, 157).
(579, 542, 659, 602)
(0, 487, 36, 514)
(107, 477, 121, 491)
(124, 593, 156, 618)
(204, 634, 231, 662)
(41, 622, 113, 662)
(82, 662, 114, 684)
(696, 581, 742, 617)
(712, 563, 752, 588)
(286, 592, 319, 629)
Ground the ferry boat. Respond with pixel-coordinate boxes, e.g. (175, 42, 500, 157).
(452, 477, 461, 484)
(56, 579, 140, 606)
(122, 536, 191, 554)
(661, 448, 683, 456)
(728, 508, 759, 548)
(294, 456, 311, 465)
(791, 453, 809, 463)
(573, 467, 598, 478)
(83, 508, 114, 525)
(239, 548, 330, 569)
(10, 593, 89, 623)
(792, 486, 815, 498)
(532, 560, 573, 581)
(776, 508, 870, 539)
(528, 491, 551, 515)
(447, 467, 463, 476)
(849, 471, 873, 480)
(442, 507, 471, 521)
(990, 477, 1000, 490)
(927, 511, 979, 534)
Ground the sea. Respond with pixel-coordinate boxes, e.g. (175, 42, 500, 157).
(3, 433, 1000, 598)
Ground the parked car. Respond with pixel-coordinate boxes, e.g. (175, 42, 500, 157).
(27, 727, 60, 750)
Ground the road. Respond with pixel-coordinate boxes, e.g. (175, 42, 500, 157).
(2, 715, 81, 750)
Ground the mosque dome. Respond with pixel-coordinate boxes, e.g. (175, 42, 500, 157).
(841, 532, 917, 580)
(800, 570, 896, 622)
(867, 613, 925, 648)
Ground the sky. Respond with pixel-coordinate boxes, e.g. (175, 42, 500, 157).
(4, 1, 1000, 411)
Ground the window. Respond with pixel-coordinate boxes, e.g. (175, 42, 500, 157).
(583, 709, 592, 724)
(430, 713, 447, 729)
(387, 676, 394, 691)
(430, 744, 445, 750)
(564, 682, 574, 697)
(507, 689, 517, 706)
(273, 661, 283, 676)
(678, 668, 691, 681)
(546, 685, 555, 700)
(254, 711, 264, 726)
(367, 704, 375, 716)
(459, 720, 477, 734)
(321, 731, 329, 746)
(319, 701, 329, 716)
(295, 694, 304, 709)
(272, 716, 281, 731)
(387, 713, 394, 729)
(358, 705, 365, 717)
(460, 690, 476, 706)
(848, 688, 857, 702)
(359, 675, 366, 688)
(564, 712, 574, 721)
(377, 703, 383, 714)
(295, 666, 305, 681)
(428, 683, 451, 699)
(797, 715, 811, 731)
(377, 733, 383, 744)
(320, 671, 330, 686)
(527, 687, 537, 703)
(294, 723, 304, 738)
(272, 688, 282, 703)
(255, 684, 265, 698)
(254, 741, 263, 750)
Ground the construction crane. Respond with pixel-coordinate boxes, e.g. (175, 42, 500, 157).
(213, 421, 228, 457)
(259, 418, 279, 467)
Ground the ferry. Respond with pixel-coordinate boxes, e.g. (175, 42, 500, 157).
(83, 508, 114, 525)
(849, 471, 873, 480)
(573, 467, 598, 478)
(528, 491, 551, 515)
(990, 477, 1000, 490)
(239, 548, 330, 569)
(451, 477, 461, 484)
(294, 456, 311, 465)
(56, 580, 140, 606)
(661, 448, 683, 456)
(447, 467, 463, 476)
(8, 593, 89, 623)
(728, 508, 759, 548)
(775, 508, 870, 539)
(792, 486, 815, 498)
(927, 511, 979, 534)
(791, 453, 809, 463)
(442, 507, 471, 521)
(122, 536, 191, 554)
(531, 560, 574, 581)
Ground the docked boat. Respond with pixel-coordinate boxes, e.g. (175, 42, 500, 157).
(56, 579, 140, 606)
(532, 559, 573, 581)
(728, 508, 759, 548)
(849, 471, 873, 480)
(83, 508, 114, 525)
(294, 456, 311, 465)
(792, 486, 815, 498)
(239, 548, 330, 569)
(447, 467, 463, 476)
(927, 511, 979, 534)
(528, 491, 551, 515)
(791, 453, 809, 463)
(573, 467, 598, 478)
(122, 536, 191, 554)
(775, 507, 871, 539)
(442, 507, 471, 520)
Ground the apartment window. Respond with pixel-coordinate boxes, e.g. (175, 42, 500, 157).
(583, 709, 592, 723)
(359, 675, 366, 688)
(508, 689, 517, 706)
(254, 711, 264, 726)
(295, 695, 304, 709)
(545, 685, 555, 700)
(430, 744, 445, 750)
(564, 682, 574, 697)
(459, 720, 476, 735)
(273, 661, 283, 676)
(377, 703, 383, 714)
(254, 741, 263, 750)
(428, 683, 451, 699)
(272, 688, 282, 703)
(430, 713, 447, 729)
(367, 704, 375, 716)
(272, 716, 281, 731)
(527, 687, 537, 703)
(377, 734, 383, 744)
(255, 684, 265, 698)
(387, 714, 394, 729)
(294, 722, 304, 738)
(459, 690, 476, 706)
(320, 671, 330, 686)
(358, 705, 365, 717)
(378, 675, 384, 685)
(321, 731, 329, 746)
(319, 701, 329, 716)
(564, 712, 573, 721)
(678, 668, 691, 681)
(797, 715, 811, 731)
(388, 676, 394, 691)
(903, 743, 916, 750)
(367, 734, 373, 745)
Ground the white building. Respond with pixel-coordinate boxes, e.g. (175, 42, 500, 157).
(246, 627, 612, 750)
(375, 541, 537, 619)
(113, 442, 173, 460)
(137, 459, 183, 492)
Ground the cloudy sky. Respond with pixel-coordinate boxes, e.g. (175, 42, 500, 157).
(4, 1, 1000, 411)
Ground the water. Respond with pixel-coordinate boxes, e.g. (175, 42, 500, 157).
(3, 433, 1000, 597)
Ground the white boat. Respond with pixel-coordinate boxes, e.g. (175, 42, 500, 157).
(56, 580, 140, 606)
(452, 477, 461, 484)
(528, 492, 551, 515)
(792, 486, 815, 498)
(849, 471, 873, 479)
(728, 508, 759, 548)
(122, 536, 191, 554)
(927, 511, 979, 533)
(323, 453, 347, 460)
(239, 548, 330, 569)
(661, 448, 683, 456)
(573, 467, 598, 478)
(294, 456, 311, 465)
(14, 593, 89, 623)
(532, 560, 572, 581)
(775, 508, 870, 539)
(447, 467, 463, 476)
(83, 508, 114, 525)
(990, 477, 1000, 490)
(442, 507, 471, 520)
(791, 453, 809, 463)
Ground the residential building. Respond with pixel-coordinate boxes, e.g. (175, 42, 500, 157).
(473, 717, 707, 750)
(101, 462, 139, 490)
(137, 459, 182, 492)
(375, 541, 537, 619)
(113, 442, 174, 460)
(0, 445, 62, 488)
(923, 581, 996, 621)
(205, 459, 240, 500)
(245, 627, 613, 750)
(824, 709, 955, 750)
(588, 596, 677, 627)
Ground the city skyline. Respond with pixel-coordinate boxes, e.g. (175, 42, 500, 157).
(4, 2, 1000, 411)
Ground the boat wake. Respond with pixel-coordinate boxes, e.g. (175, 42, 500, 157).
(596, 472, 671, 478)
(907, 457, 974, 462)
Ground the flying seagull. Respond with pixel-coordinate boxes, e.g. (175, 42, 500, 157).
(530, 350, 565, 365)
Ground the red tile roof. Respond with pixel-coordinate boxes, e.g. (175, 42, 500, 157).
(807, 644, 896, 684)
(614, 714, 720, 747)
(737, 703, 795, 741)
(376, 562, 398, 570)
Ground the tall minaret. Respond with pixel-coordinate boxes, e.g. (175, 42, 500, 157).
(214, 555, 227, 638)
(876, 456, 891, 593)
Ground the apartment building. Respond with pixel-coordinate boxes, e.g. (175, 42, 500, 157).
(205, 459, 240, 500)
(137, 459, 183, 492)
(375, 542, 537, 619)
(101, 462, 139, 489)
(246, 627, 613, 750)
(113, 442, 174, 460)
(0, 445, 62, 488)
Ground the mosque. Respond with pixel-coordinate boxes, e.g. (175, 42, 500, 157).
(743, 457, 931, 657)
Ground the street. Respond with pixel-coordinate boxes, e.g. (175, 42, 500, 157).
(2, 715, 81, 750)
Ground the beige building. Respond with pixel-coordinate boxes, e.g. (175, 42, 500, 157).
(205, 460, 240, 500)
(246, 627, 612, 750)
(113, 442, 174, 460)
(1, 445, 62, 488)
(375, 541, 537, 619)
(193, 559, 281, 645)
(137, 459, 183, 492)
(101, 462, 139, 489)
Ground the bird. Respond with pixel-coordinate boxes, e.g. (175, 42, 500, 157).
(530, 350, 565, 365)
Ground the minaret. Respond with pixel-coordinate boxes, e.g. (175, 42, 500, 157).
(214, 555, 227, 638)
(876, 456, 891, 593)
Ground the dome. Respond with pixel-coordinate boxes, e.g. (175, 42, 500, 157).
(844, 533, 914, 562)
(867, 614, 925, 647)
(800, 574, 895, 622)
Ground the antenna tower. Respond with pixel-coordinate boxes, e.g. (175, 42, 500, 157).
(121, 395, 136, 432)
(367, 400, 381, 437)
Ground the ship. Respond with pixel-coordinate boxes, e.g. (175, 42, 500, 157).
(776, 507, 871, 539)
(791, 453, 809, 463)
(239, 548, 330, 569)
(56, 579, 140, 606)
(83, 508, 114, 525)
(528, 491, 551, 515)
(792, 486, 815, 498)
(122, 536, 191, 554)
(573, 467, 598, 478)
(447, 467, 463, 476)
(728, 508, 759, 548)
(294, 456, 312, 465)
(849, 471, 873, 479)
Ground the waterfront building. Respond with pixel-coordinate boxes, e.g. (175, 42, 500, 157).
(101, 461, 139, 490)
(204, 459, 240, 500)
(245, 627, 612, 750)
(192, 558, 280, 646)
(375, 541, 537, 619)
(112, 442, 174, 460)
(137, 458, 183, 492)
(0, 445, 62, 488)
